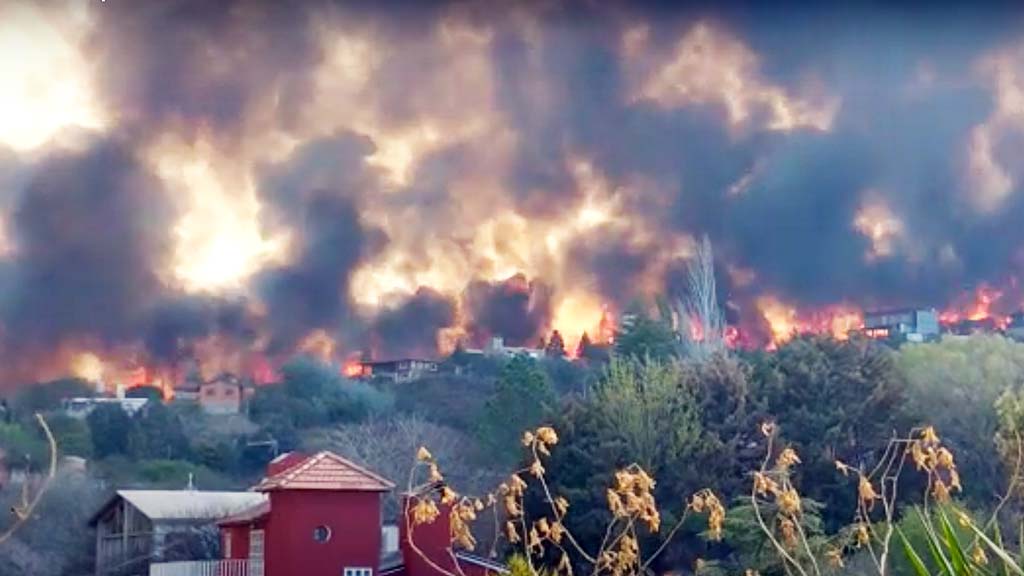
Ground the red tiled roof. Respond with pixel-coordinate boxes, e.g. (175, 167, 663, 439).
(254, 451, 395, 492)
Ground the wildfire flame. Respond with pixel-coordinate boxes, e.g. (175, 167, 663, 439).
(756, 296, 864, 349)
(939, 284, 1012, 330)
(48, 281, 1024, 399)
(342, 358, 365, 378)
(552, 294, 617, 359)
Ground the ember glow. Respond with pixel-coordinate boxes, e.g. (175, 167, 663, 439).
(1, 2, 1024, 390)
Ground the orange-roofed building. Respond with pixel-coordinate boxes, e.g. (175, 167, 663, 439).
(219, 452, 393, 576)
(208, 451, 506, 576)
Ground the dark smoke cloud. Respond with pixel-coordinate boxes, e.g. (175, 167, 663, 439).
(256, 134, 387, 353)
(92, 0, 320, 134)
(465, 274, 553, 347)
(144, 296, 258, 362)
(3, 138, 173, 349)
(369, 288, 456, 358)
(567, 230, 652, 305)
(482, 2, 1024, 314)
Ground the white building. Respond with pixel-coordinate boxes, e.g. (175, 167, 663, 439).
(62, 397, 150, 419)
(484, 336, 544, 359)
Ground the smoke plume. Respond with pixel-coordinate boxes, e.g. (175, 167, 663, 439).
(1, 1, 1024, 384)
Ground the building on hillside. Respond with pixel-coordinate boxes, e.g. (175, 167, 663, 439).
(174, 376, 202, 403)
(176, 373, 254, 415)
(946, 316, 1002, 336)
(861, 308, 940, 342)
(1006, 312, 1024, 341)
(62, 396, 150, 420)
(198, 373, 254, 415)
(89, 490, 267, 576)
(355, 359, 439, 383)
(484, 336, 543, 359)
(133, 451, 507, 576)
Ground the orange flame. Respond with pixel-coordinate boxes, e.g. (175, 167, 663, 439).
(342, 358, 365, 378)
(552, 293, 617, 357)
(757, 296, 864, 348)
(940, 284, 1012, 330)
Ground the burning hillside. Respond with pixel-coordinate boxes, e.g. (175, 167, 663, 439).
(3, 2, 1024, 390)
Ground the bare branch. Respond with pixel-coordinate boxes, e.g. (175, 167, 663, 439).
(0, 414, 57, 545)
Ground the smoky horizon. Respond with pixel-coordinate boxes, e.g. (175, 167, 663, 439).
(0, 0, 1023, 388)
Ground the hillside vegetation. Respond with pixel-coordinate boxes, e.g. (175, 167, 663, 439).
(3, 317, 1024, 575)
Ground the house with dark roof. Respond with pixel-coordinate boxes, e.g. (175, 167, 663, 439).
(860, 307, 940, 342)
(353, 359, 440, 383)
(106, 451, 506, 576)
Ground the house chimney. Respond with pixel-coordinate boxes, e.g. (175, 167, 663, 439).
(489, 336, 504, 352)
(267, 452, 307, 477)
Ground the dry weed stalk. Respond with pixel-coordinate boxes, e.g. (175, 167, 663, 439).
(752, 422, 1024, 576)
(406, 426, 724, 576)
(408, 421, 1024, 576)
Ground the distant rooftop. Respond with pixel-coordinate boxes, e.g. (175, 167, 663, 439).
(359, 358, 437, 365)
(864, 307, 936, 316)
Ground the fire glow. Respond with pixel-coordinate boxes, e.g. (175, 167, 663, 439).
(754, 297, 865, 349)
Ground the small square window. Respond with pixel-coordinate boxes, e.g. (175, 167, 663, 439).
(344, 568, 372, 576)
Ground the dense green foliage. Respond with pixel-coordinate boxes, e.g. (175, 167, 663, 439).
(0, 421, 50, 470)
(85, 403, 135, 459)
(897, 334, 1024, 503)
(477, 355, 557, 464)
(11, 377, 93, 417)
(755, 336, 913, 530)
(395, 373, 496, 430)
(44, 413, 92, 458)
(250, 356, 394, 429)
(613, 307, 678, 361)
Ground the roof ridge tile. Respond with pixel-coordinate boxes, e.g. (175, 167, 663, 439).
(255, 450, 394, 492)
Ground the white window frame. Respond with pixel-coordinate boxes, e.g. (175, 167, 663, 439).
(250, 530, 265, 576)
(344, 568, 373, 576)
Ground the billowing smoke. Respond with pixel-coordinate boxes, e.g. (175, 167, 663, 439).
(91, 0, 320, 135)
(3, 1, 1024, 384)
(144, 296, 258, 363)
(369, 288, 456, 359)
(465, 275, 553, 347)
(256, 134, 386, 353)
(4, 138, 172, 350)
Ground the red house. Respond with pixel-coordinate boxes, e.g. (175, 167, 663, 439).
(213, 451, 505, 576)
